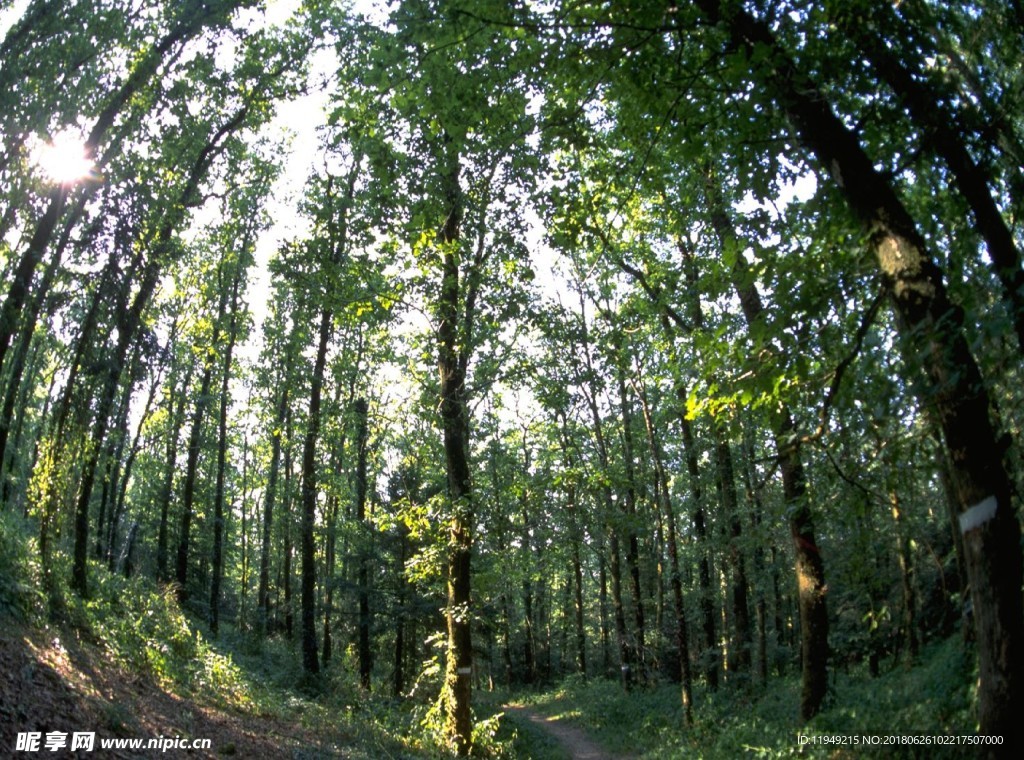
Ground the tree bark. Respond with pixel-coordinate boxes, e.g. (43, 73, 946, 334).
(437, 146, 473, 755)
(258, 380, 289, 633)
(299, 308, 331, 676)
(570, 289, 633, 689)
(210, 259, 244, 636)
(354, 397, 372, 690)
(175, 271, 229, 602)
(72, 257, 162, 597)
(836, 3, 1024, 350)
(710, 429, 752, 679)
(614, 356, 646, 680)
(157, 357, 193, 582)
(636, 378, 693, 723)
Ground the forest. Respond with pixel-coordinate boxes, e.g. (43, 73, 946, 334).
(1, 0, 1022, 757)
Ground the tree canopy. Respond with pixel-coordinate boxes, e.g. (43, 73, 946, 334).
(1, 0, 1022, 755)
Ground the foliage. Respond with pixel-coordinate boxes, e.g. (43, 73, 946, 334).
(62, 568, 247, 708)
(509, 635, 975, 758)
(2, 0, 1022, 754)
(0, 510, 46, 623)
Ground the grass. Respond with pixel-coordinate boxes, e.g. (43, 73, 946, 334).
(0, 510, 980, 758)
(502, 639, 977, 758)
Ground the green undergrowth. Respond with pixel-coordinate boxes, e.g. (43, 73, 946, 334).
(0, 510, 46, 622)
(62, 568, 254, 710)
(58, 570, 456, 757)
(0, 513, 515, 757)
(504, 640, 976, 758)
(3, 516, 976, 758)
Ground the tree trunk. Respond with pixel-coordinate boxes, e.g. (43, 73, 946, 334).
(210, 260, 243, 636)
(394, 524, 410, 697)
(299, 308, 331, 676)
(741, 425, 771, 684)
(519, 441, 537, 686)
(354, 397, 372, 690)
(436, 141, 473, 755)
(571, 291, 632, 688)
(175, 280, 228, 602)
(157, 358, 193, 582)
(662, 251, 723, 691)
(702, 185, 829, 721)
(836, 4, 1024, 350)
(108, 355, 161, 571)
(714, 430, 752, 679)
(636, 378, 693, 723)
(258, 383, 288, 633)
(598, 538, 611, 677)
(72, 259, 162, 596)
(890, 492, 920, 662)
(283, 431, 294, 640)
(615, 359, 646, 680)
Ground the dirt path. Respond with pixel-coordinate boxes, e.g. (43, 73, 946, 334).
(504, 704, 627, 760)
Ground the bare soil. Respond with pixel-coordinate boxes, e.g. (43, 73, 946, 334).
(0, 617, 342, 758)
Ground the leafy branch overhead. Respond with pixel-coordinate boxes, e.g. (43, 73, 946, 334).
(0, 0, 1022, 756)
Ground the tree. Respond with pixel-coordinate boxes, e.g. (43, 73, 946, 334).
(687, 0, 1022, 736)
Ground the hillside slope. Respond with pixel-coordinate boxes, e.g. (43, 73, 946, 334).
(0, 616, 341, 758)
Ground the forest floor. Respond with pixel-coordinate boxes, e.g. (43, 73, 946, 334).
(0, 616, 360, 758)
(503, 705, 625, 760)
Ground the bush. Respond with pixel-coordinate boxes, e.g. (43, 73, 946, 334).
(67, 568, 252, 709)
(0, 511, 45, 622)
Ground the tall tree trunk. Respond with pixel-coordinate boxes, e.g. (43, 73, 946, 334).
(258, 383, 289, 633)
(571, 290, 632, 688)
(702, 188, 829, 721)
(571, 528, 587, 677)
(714, 430, 752, 679)
(519, 440, 537, 686)
(321, 491, 337, 664)
(0, 325, 46, 507)
(72, 259, 162, 596)
(598, 538, 611, 677)
(299, 308, 331, 676)
(96, 365, 136, 562)
(614, 357, 646, 680)
(394, 524, 410, 697)
(175, 280, 228, 602)
(741, 425, 771, 684)
(635, 378, 693, 723)
(210, 260, 243, 636)
(238, 427, 250, 631)
(108, 356, 161, 572)
(657, 245, 724, 691)
(890, 491, 920, 662)
(436, 141, 473, 755)
(157, 356, 193, 582)
(553, 432, 586, 678)
(283, 427, 294, 640)
(354, 397, 372, 690)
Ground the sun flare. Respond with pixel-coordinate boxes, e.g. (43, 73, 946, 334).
(32, 131, 96, 184)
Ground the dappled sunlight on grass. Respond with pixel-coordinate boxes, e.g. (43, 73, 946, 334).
(501, 637, 976, 758)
